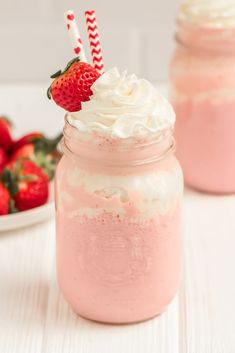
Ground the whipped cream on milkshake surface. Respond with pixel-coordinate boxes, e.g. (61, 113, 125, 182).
(68, 67, 175, 139)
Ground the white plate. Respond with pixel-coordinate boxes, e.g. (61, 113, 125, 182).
(0, 183, 55, 232)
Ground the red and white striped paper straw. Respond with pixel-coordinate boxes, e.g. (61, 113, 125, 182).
(65, 10, 87, 62)
(85, 10, 104, 74)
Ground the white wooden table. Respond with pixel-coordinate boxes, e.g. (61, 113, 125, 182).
(0, 84, 235, 353)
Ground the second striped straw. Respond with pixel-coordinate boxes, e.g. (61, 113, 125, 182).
(85, 10, 105, 75)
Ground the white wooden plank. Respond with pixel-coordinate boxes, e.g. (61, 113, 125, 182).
(180, 189, 235, 353)
(0, 220, 55, 353)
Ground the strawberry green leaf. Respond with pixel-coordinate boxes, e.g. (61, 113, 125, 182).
(34, 152, 57, 181)
(33, 133, 63, 154)
(9, 199, 18, 214)
(49, 57, 80, 80)
(62, 57, 80, 74)
(18, 174, 38, 182)
(50, 70, 62, 79)
(47, 86, 52, 100)
(1, 168, 18, 196)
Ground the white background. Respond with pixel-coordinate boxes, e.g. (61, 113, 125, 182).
(0, 0, 180, 83)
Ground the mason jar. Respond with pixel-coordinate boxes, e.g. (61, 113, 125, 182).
(170, 21, 235, 193)
(55, 115, 183, 324)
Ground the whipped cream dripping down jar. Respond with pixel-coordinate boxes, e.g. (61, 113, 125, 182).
(170, 0, 235, 194)
(55, 68, 183, 324)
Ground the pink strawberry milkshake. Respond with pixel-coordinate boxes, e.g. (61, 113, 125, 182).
(170, 0, 235, 194)
(55, 68, 183, 323)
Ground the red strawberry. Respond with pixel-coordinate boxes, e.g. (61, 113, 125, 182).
(10, 143, 55, 180)
(2, 159, 49, 212)
(0, 116, 13, 151)
(13, 132, 44, 151)
(0, 147, 8, 174)
(10, 144, 34, 162)
(47, 58, 100, 112)
(13, 132, 62, 153)
(10, 133, 62, 180)
(0, 182, 10, 215)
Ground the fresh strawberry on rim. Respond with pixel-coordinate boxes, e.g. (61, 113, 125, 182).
(47, 57, 100, 112)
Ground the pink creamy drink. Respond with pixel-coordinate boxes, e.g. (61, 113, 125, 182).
(170, 0, 235, 193)
(55, 68, 183, 323)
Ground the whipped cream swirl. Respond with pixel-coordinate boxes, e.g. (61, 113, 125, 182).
(69, 68, 175, 139)
(178, 0, 235, 28)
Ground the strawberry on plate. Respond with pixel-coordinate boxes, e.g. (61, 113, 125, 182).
(12, 132, 44, 151)
(10, 144, 35, 161)
(0, 147, 8, 174)
(10, 133, 62, 180)
(10, 144, 55, 181)
(2, 159, 49, 212)
(47, 58, 100, 112)
(12, 132, 62, 154)
(0, 182, 10, 215)
(0, 116, 13, 151)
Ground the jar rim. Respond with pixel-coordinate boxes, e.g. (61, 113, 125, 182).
(61, 114, 175, 168)
(175, 19, 235, 53)
(64, 113, 174, 150)
(60, 138, 176, 168)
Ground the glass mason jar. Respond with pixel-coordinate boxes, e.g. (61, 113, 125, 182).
(170, 21, 235, 193)
(55, 116, 183, 324)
